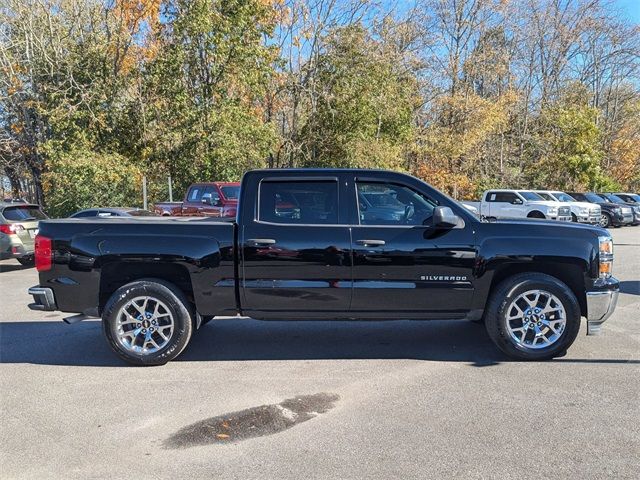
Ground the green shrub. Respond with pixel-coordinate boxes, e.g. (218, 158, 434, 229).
(42, 149, 143, 218)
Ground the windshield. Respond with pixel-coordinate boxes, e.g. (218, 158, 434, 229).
(518, 191, 545, 201)
(603, 194, 625, 203)
(2, 205, 47, 221)
(622, 194, 640, 203)
(220, 186, 240, 200)
(537, 192, 556, 201)
(584, 193, 602, 203)
(553, 192, 576, 202)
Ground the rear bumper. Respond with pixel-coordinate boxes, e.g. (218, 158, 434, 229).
(28, 286, 58, 311)
(585, 277, 619, 335)
(0, 240, 33, 259)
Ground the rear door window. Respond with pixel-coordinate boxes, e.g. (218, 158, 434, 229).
(259, 180, 339, 224)
(187, 186, 203, 203)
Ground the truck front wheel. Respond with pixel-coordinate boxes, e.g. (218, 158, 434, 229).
(485, 273, 580, 360)
(102, 279, 194, 366)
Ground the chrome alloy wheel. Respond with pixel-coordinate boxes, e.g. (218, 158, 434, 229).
(505, 289, 566, 349)
(115, 296, 174, 354)
(599, 214, 609, 228)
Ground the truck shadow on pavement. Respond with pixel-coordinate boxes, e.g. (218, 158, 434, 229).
(0, 263, 31, 273)
(619, 280, 640, 296)
(1, 319, 498, 367)
(1, 318, 638, 368)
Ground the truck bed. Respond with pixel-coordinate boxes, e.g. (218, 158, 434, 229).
(35, 216, 238, 316)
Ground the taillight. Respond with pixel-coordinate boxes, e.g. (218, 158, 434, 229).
(0, 224, 24, 234)
(35, 235, 53, 272)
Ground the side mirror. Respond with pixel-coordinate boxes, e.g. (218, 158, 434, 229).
(512, 198, 523, 205)
(432, 206, 460, 228)
(202, 193, 213, 205)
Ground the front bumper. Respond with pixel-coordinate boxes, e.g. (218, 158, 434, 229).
(617, 213, 634, 225)
(585, 277, 619, 335)
(576, 213, 600, 224)
(28, 286, 58, 311)
(551, 215, 573, 222)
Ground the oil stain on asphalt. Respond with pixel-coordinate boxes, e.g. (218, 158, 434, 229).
(164, 393, 339, 448)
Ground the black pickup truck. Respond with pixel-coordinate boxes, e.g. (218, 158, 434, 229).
(28, 169, 619, 365)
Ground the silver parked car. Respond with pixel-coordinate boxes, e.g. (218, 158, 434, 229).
(0, 202, 48, 266)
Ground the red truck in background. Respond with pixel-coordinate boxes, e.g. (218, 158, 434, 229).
(153, 182, 240, 217)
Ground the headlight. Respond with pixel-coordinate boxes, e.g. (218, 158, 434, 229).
(579, 207, 589, 214)
(548, 207, 558, 214)
(598, 236, 613, 278)
(614, 207, 622, 213)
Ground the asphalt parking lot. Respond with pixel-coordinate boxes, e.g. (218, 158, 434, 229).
(1, 227, 639, 479)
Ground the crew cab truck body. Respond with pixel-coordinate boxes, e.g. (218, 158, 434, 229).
(28, 169, 619, 365)
(532, 191, 601, 224)
(154, 182, 240, 218)
(478, 190, 573, 221)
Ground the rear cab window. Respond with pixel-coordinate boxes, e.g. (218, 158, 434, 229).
(258, 180, 339, 224)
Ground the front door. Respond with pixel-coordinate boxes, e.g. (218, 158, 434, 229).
(240, 177, 352, 318)
(350, 179, 476, 318)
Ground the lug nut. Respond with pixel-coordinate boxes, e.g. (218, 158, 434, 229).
(142, 328, 146, 333)
(137, 323, 141, 328)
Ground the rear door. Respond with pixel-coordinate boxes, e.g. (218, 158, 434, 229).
(182, 185, 204, 215)
(349, 176, 476, 317)
(240, 175, 352, 317)
(489, 191, 522, 218)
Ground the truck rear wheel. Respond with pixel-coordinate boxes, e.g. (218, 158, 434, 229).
(485, 273, 580, 361)
(102, 279, 194, 366)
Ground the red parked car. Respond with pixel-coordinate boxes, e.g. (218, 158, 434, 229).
(154, 182, 240, 218)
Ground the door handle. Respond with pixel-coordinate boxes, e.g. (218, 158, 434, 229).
(247, 238, 277, 246)
(356, 239, 385, 247)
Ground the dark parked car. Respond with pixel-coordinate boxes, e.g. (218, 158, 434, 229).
(613, 193, 640, 204)
(602, 193, 640, 226)
(567, 192, 633, 228)
(29, 169, 619, 365)
(70, 208, 158, 218)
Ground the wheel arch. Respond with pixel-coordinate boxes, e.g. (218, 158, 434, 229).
(527, 210, 546, 218)
(99, 261, 194, 315)
(487, 262, 587, 317)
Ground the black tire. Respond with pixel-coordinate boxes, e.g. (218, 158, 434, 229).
(102, 279, 194, 366)
(485, 273, 581, 361)
(599, 213, 611, 228)
(571, 213, 577, 222)
(527, 211, 545, 219)
(17, 256, 34, 267)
